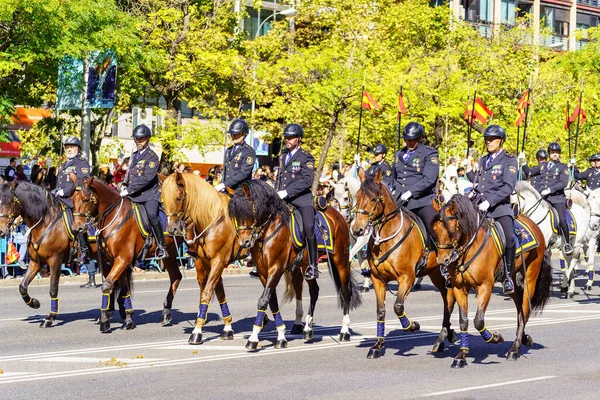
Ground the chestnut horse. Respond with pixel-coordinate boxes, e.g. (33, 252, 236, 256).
(161, 172, 243, 344)
(351, 171, 457, 359)
(432, 194, 552, 367)
(0, 181, 127, 327)
(70, 177, 182, 333)
(228, 180, 361, 350)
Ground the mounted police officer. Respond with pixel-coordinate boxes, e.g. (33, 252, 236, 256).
(120, 125, 167, 259)
(393, 122, 440, 275)
(470, 125, 518, 294)
(275, 123, 319, 280)
(575, 153, 600, 191)
(365, 144, 394, 191)
(215, 119, 255, 192)
(55, 137, 92, 268)
(522, 142, 573, 255)
(523, 149, 549, 193)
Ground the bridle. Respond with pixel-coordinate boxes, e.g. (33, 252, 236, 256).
(232, 195, 272, 243)
(0, 196, 21, 232)
(356, 195, 399, 231)
(72, 186, 98, 222)
(433, 208, 486, 269)
(164, 186, 194, 233)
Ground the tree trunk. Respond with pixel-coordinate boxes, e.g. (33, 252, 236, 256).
(158, 100, 178, 174)
(311, 110, 341, 194)
(89, 108, 115, 175)
(433, 115, 445, 148)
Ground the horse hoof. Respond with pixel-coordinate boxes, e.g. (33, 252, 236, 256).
(584, 285, 593, 291)
(118, 309, 127, 321)
(367, 348, 382, 359)
(121, 321, 136, 330)
(408, 322, 420, 332)
(274, 340, 288, 349)
(303, 330, 314, 341)
(290, 324, 304, 335)
(188, 333, 203, 345)
(451, 358, 468, 369)
(506, 350, 519, 361)
(220, 330, 234, 340)
(495, 333, 504, 344)
(569, 292, 575, 299)
(161, 312, 173, 326)
(560, 286, 568, 294)
(245, 341, 259, 351)
(39, 319, 53, 328)
(522, 334, 533, 347)
(448, 329, 457, 343)
(30, 299, 41, 309)
(338, 332, 351, 342)
(100, 321, 111, 333)
(431, 341, 445, 353)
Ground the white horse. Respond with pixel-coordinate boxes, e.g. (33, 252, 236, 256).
(515, 181, 590, 298)
(578, 188, 600, 290)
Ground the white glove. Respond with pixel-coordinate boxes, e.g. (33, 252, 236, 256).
(353, 154, 360, 163)
(215, 183, 225, 192)
(400, 191, 412, 201)
(570, 157, 576, 165)
(517, 152, 526, 161)
(277, 190, 287, 199)
(478, 200, 490, 212)
(541, 189, 551, 196)
(584, 188, 591, 197)
(120, 189, 129, 197)
(56, 189, 64, 197)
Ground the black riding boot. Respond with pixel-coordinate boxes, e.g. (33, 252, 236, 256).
(503, 244, 516, 294)
(80, 273, 99, 288)
(305, 236, 320, 280)
(560, 223, 573, 255)
(151, 221, 168, 260)
(415, 237, 435, 276)
(73, 231, 90, 264)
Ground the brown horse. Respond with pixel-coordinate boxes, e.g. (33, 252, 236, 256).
(70, 177, 182, 333)
(228, 180, 361, 350)
(0, 181, 128, 328)
(161, 172, 240, 344)
(432, 194, 552, 367)
(351, 171, 457, 359)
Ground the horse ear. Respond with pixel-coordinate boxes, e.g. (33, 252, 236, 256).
(432, 198, 440, 212)
(241, 183, 250, 197)
(85, 177, 94, 187)
(358, 167, 366, 183)
(225, 186, 235, 196)
(175, 172, 185, 189)
(447, 200, 456, 215)
(374, 169, 383, 184)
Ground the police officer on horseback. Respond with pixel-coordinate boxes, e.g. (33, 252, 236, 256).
(393, 122, 440, 275)
(120, 125, 167, 259)
(522, 142, 573, 255)
(215, 119, 256, 192)
(470, 125, 518, 294)
(55, 136, 91, 266)
(365, 144, 394, 191)
(276, 123, 319, 280)
(523, 149, 549, 193)
(575, 153, 600, 191)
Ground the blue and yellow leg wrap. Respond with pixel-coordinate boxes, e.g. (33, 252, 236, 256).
(122, 293, 133, 312)
(198, 302, 209, 322)
(21, 293, 32, 305)
(254, 310, 266, 328)
(559, 258, 566, 271)
(101, 293, 110, 311)
(398, 312, 413, 330)
(273, 310, 284, 329)
(460, 330, 469, 351)
(50, 298, 59, 314)
(219, 301, 231, 319)
(478, 326, 494, 342)
(376, 320, 385, 339)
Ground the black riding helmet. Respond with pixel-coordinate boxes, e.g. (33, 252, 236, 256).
(483, 125, 506, 140)
(589, 153, 600, 162)
(132, 124, 152, 138)
(548, 142, 561, 153)
(536, 149, 549, 160)
(402, 122, 424, 139)
(63, 136, 81, 147)
(283, 123, 304, 138)
(373, 144, 387, 155)
(227, 119, 249, 135)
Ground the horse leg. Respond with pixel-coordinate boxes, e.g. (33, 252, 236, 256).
(451, 288, 469, 368)
(393, 274, 420, 333)
(161, 245, 182, 326)
(214, 277, 234, 340)
(118, 274, 135, 330)
(189, 259, 210, 345)
(303, 278, 319, 341)
(473, 282, 503, 345)
(367, 275, 386, 359)
(247, 269, 284, 351)
(268, 288, 288, 349)
(40, 259, 61, 328)
(100, 259, 128, 333)
(19, 259, 41, 310)
(429, 269, 456, 353)
(290, 268, 304, 335)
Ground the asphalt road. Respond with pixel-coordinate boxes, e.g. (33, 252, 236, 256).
(1, 258, 599, 400)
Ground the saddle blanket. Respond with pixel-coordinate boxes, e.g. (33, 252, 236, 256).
(291, 209, 334, 252)
(132, 203, 167, 239)
(491, 217, 540, 257)
(550, 208, 577, 236)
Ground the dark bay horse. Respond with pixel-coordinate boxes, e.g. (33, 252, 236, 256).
(433, 194, 552, 367)
(70, 178, 182, 333)
(228, 180, 361, 350)
(161, 172, 242, 344)
(351, 171, 456, 359)
(0, 181, 124, 328)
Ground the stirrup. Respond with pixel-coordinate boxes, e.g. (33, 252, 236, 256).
(415, 250, 430, 276)
(503, 278, 515, 294)
(305, 264, 319, 280)
(249, 267, 259, 279)
(563, 243, 573, 256)
(155, 246, 168, 260)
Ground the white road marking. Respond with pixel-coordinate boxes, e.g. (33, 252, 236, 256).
(27, 356, 164, 364)
(421, 376, 557, 397)
(154, 345, 247, 351)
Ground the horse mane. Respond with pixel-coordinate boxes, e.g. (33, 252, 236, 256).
(443, 194, 480, 239)
(11, 181, 56, 221)
(229, 180, 290, 225)
(162, 173, 229, 230)
(515, 181, 541, 201)
(568, 188, 589, 213)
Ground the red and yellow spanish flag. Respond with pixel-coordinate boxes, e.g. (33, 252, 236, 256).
(6, 241, 20, 264)
(463, 98, 493, 126)
(515, 90, 530, 127)
(565, 107, 571, 130)
(362, 90, 381, 114)
(569, 101, 587, 126)
(398, 92, 407, 116)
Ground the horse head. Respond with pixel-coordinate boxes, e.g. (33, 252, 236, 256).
(161, 172, 188, 236)
(69, 174, 98, 233)
(352, 170, 394, 237)
(331, 179, 355, 223)
(0, 181, 23, 238)
(229, 183, 259, 249)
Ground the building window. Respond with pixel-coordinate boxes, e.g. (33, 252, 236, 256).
(465, 0, 493, 22)
(244, 7, 278, 39)
(541, 6, 570, 36)
(500, 0, 516, 25)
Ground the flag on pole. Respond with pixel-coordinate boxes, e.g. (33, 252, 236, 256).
(515, 90, 530, 127)
(362, 90, 381, 114)
(6, 241, 20, 264)
(569, 101, 587, 126)
(398, 92, 407, 116)
(565, 107, 571, 130)
(463, 98, 493, 125)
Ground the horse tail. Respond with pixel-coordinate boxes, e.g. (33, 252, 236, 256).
(531, 249, 552, 313)
(327, 257, 362, 311)
(281, 270, 295, 303)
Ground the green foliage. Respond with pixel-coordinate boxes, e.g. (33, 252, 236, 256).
(18, 115, 80, 163)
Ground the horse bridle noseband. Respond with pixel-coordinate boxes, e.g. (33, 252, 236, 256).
(72, 186, 98, 222)
(434, 211, 487, 269)
(165, 187, 194, 231)
(356, 195, 400, 230)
